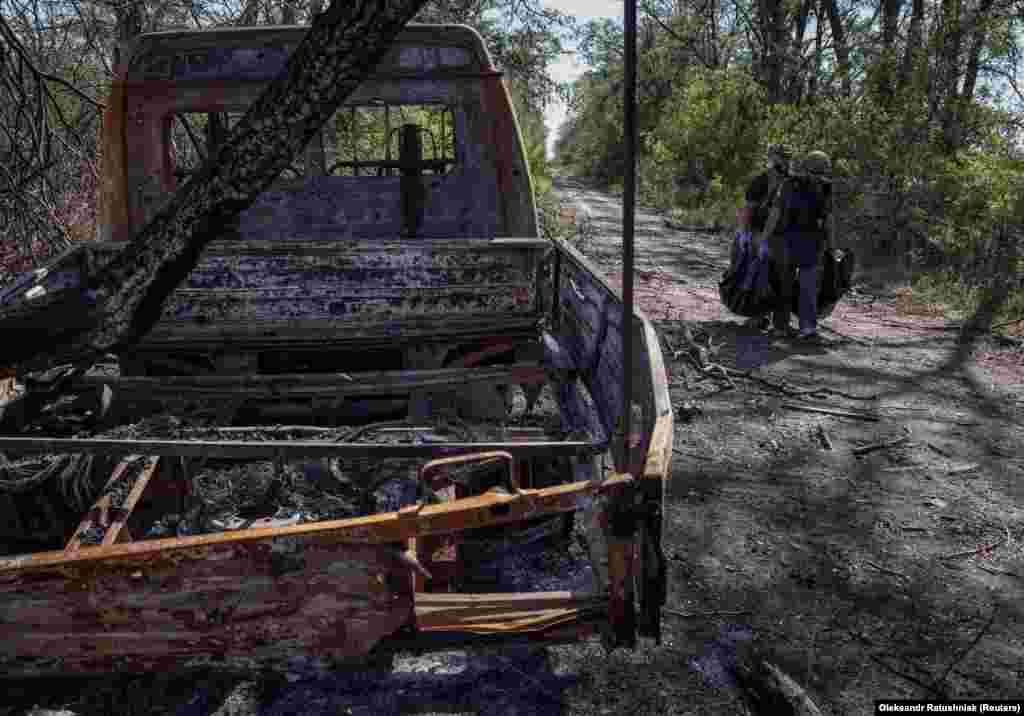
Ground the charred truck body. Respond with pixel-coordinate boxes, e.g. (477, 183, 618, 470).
(0, 25, 672, 677)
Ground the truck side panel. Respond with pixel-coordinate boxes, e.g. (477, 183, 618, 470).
(133, 239, 548, 350)
(0, 534, 413, 677)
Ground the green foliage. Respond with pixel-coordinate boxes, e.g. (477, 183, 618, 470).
(557, 73, 625, 184)
(907, 270, 1024, 336)
(555, 0, 1023, 301)
(645, 68, 765, 203)
(577, 18, 623, 78)
(507, 72, 564, 242)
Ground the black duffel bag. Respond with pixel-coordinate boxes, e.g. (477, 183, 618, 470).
(719, 231, 777, 318)
(790, 248, 855, 319)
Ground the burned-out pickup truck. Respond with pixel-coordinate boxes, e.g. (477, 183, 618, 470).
(0, 24, 672, 678)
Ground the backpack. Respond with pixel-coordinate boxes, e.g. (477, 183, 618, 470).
(751, 172, 785, 233)
(774, 176, 830, 236)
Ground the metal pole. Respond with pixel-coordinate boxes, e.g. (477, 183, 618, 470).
(620, 0, 638, 470)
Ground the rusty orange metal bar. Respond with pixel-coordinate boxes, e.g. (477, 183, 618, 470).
(0, 473, 635, 575)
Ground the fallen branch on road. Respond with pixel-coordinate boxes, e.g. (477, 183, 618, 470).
(878, 321, 962, 332)
(816, 425, 833, 451)
(933, 606, 998, 692)
(976, 564, 1021, 579)
(664, 608, 751, 619)
(939, 539, 1005, 561)
(853, 430, 911, 456)
(864, 559, 909, 580)
(733, 649, 826, 716)
(781, 403, 880, 422)
(848, 630, 948, 699)
(706, 365, 879, 402)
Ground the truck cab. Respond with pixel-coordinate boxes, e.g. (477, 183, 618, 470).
(98, 24, 547, 384)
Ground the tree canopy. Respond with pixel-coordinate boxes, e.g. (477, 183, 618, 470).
(557, 0, 1023, 293)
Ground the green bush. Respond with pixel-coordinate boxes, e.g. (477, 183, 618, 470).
(907, 270, 1024, 336)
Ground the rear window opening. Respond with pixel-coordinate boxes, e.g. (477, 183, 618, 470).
(327, 102, 457, 176)
(168, 102, 457, 184)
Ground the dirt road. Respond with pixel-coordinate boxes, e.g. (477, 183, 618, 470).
(5, 179, 1022, 715)
(547, 176, 1024, 714)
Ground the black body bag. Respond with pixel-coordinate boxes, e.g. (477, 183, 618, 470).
(719, 231, 777, 318)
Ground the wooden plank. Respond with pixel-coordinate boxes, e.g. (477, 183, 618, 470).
(65, 456, 141, 554)
(415, 591, 607, 633)
(64, 494, 112, 554)
(0, 473, 634, 575)
(642, 411, 674, 482)
(102, 456, 160, 546)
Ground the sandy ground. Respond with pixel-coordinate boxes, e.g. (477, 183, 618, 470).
(3, 177, 1022, 715)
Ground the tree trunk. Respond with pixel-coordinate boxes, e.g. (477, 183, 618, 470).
(238, 0, 262, 25)
(707, 0, 720, 69)
(1, 0, 431, 375)
(952, 0, 999, 145)
(808, 0, 824, 101)
(876, 0, 902, 104)
(938, 0, 965, 150)
(280, 0, 298, 25)
(898, 0, 926, 92)
(113, 0, 144, 71)
(822, 0, 850, 97)
(758, 0, 788, 103)
(790, 0, 813, 103)
(305, 0, 329, 176)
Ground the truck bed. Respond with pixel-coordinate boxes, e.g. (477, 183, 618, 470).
(127, 236, 550, 358)
(0, 237, 673, 677)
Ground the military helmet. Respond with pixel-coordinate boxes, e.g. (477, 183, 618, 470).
(767, 143, 793, 170)
(801, 150, 832, 180)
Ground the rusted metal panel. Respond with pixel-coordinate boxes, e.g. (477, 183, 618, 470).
(476, 75, 539, 239)
(118, 28, 515, 240)
(76, 363, 546, 399)
(137, 316, 543, 351)
(546, 239, 675, 644)
(0, 536, 413, 678)
(556, 378, 609, 447)
(126, 25, 496, 84)
(0, 474, 634, 575)
(0, 436, 597, 461)
(160, 287, 532, 323)
(131, 239, 546, 348)
(552, 240, 672, 476)
(99, 23, 544, 359)
(236, 173, 499, 240)
(607, 536, 638, 648)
